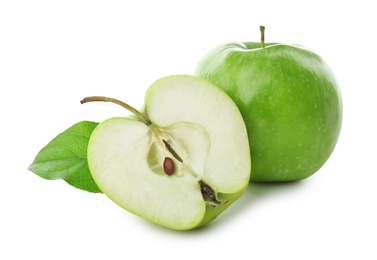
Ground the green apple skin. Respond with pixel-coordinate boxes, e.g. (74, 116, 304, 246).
(195, 42, 342, 182)
(197, 184, 247, 227)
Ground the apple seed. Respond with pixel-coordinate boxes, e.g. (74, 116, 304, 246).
(163, 157, 174, 176)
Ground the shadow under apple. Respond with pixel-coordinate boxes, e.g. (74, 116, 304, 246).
(141, 180, 307, 234)
(202, 180, 308, 231)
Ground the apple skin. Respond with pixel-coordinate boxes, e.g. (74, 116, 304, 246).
(195, 42, 342, 182)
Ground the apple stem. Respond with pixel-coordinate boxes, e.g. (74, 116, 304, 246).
(80, 96, 151, 125)
(260, 25, 265, 48)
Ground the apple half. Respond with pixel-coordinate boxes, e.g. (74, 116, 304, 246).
(84, 75, 251, 230)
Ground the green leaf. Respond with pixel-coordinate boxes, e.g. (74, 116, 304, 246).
(28, 121, 102, 193)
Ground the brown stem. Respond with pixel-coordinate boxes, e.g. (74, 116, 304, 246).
(80, 96, 150, 125)
(260, 25, 265, 48)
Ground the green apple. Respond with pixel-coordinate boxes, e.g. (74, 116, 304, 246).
(195, 26, 342, 182)
(81, 75, 251, 230)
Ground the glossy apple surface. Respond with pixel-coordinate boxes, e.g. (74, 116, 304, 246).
(195, 41, 342, 182)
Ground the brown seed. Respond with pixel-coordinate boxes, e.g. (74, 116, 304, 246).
(163, 157, 174, 176)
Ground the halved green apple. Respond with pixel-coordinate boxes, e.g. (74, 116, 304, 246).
(84, 75, 251, 230)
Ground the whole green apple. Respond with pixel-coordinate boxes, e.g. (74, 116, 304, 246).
(195, 26, 342, 182)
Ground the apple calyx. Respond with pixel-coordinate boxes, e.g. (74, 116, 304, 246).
(199, 181, 223, 206)
(81, 95, 224, 207)
(260, 25, 265, 48)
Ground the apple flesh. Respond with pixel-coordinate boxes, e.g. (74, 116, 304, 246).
(85, 75, 251, 230)
(195, 30, 342, 182)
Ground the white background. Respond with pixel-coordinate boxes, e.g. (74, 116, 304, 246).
(1, 1, 376, 259)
